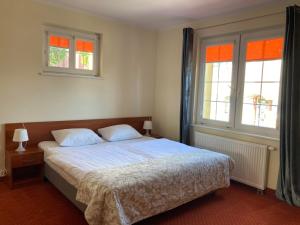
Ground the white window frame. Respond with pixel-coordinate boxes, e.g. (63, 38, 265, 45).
(43, 25, 100, 77)
(195, 27, 284, 138)
(196, 34, 240, 129)
(235, 28, 284, 137)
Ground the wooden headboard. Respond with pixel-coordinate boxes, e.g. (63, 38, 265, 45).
(5, 117, 150, 151)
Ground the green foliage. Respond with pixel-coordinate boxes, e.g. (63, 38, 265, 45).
(49, 47, 68, 66)
(79, 51, 90, 66)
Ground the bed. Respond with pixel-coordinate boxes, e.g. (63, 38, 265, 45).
(5, 117, 234, 225)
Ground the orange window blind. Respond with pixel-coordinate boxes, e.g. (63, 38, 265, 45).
(246, 38, 284, 61)
(49, 35, 70, 48)
(76, 40, 94, 53)
(206, 44, 233, 63)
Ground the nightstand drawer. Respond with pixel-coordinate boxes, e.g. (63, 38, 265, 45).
(11, 153, 43, 168)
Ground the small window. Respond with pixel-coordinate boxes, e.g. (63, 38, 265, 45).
(44, 26, 100, 77)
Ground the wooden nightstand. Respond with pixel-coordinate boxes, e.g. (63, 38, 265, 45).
(150, 133, 163, 139)
(5, 147, 44, 189)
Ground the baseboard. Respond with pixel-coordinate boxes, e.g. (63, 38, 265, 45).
(266, 188, 276, 196)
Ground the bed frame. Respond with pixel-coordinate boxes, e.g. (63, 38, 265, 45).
(5, 117, 150, 211)
(44, 163, 86, 212)
(5, 117, 150, 150)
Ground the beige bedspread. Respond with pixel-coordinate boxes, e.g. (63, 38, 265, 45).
(76, 142, 234, 225)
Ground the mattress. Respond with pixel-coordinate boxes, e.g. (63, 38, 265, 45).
(39, 138, 233, 225)
(39, 136, 155, 188)
(77, 138, 233, 225)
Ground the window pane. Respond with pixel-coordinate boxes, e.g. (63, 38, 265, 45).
(244, 61, 263, 82)
(76, 40, 94, 70)
(203, 101, 217, 120)
(219, 62, 232, 81)
(204, 63, 219, 82)
(216, 102, 230, 122)
(48, 35, 70, 68)
(204, 82, 218, 101)
(258, 105, 277, 128)
(217, 83, 231, 102)
(242, 103, 260, 126)
(243, 83, 261, 104)
(212, 63, 219, 82)
(262, 60, 282, 82)
(261, 83, 279, 105)
(202, 43, 234, 123)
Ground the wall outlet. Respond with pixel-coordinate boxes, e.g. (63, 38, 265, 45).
(0, 169, 7, 177)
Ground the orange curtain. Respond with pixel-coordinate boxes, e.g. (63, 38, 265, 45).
(76, 40, 94, 52)
(246, 38, 283, 61)
(206, 44, 233, 63)
(49, 36, 70, 48)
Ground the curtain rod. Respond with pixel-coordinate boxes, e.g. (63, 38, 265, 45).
(195, 10, 285, 31)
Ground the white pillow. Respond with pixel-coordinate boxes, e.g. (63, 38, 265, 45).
(51, 128, 104, 147)
(98, 124, 142, 142)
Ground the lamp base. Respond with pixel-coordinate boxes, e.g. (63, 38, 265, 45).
(16, 142, 26, 152)
(145, 130, 151, 136)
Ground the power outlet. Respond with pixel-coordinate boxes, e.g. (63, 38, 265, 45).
(0, 169, 7, 177)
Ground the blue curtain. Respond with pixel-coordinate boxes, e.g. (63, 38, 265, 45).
(180, 28, 194, 144)
(276, 5, 300, 206)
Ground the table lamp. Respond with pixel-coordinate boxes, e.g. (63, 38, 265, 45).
(143, 121, 152, 136)
(13, 129, 29, 152)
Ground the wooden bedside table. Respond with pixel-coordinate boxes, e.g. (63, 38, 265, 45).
(150, 133, 163, 139)
(5, 147, 44, 189)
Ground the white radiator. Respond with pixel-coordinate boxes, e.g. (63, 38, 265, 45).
(193, 132, 269, 190)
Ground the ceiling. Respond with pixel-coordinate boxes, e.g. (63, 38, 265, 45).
(39, 0, 280, 29)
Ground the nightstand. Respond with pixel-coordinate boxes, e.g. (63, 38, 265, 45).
(5, 147, 44, 189)
(150, 133, 163, 139)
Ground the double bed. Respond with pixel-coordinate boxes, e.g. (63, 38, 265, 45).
(5, 117, 234, 225)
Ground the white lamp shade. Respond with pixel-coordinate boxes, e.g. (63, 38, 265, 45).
(13, 129, 29, 142)
(143, 121, 152, 130)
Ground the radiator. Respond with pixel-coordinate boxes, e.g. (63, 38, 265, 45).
(193, 132, 269, 190)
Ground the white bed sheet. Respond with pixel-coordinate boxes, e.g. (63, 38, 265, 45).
(39, 137, 227, 190)
(39, 137, 155, 187)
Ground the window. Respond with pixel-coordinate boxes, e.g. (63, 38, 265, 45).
(240, 38, 283, 129)
(197, 28, 284, 137)
(44, 26, 100, 77)
(198, 35, 239, 128)
(203, 44, 233, 122)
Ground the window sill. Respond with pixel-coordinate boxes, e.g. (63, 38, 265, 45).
(191, 124, 280, 142)
(40, 72, 104, 79)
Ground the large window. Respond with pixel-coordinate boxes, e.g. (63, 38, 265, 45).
(43, 26, 100, 77)
(197, 28, 284, 137)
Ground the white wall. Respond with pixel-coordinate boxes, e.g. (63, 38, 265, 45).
(153, 0, 300, 189)
(0, 0, 157, 171)
(1, 0, 299, 190)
